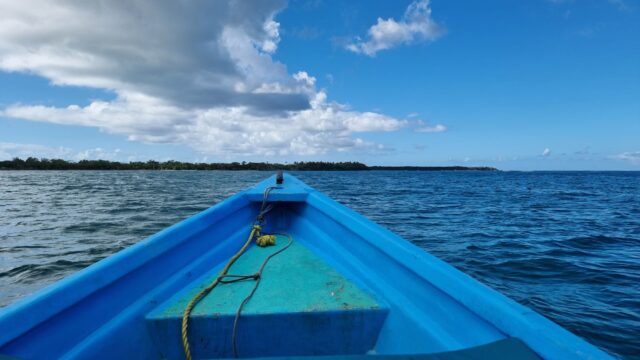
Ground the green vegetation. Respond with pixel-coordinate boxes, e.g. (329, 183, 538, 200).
(369, 165, 497, 171)
(0, 157, 496, 171)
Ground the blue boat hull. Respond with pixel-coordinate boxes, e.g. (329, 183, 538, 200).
(0, 174, 612, 359)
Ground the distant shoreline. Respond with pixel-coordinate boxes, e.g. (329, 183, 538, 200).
(0, 158, 497, 171)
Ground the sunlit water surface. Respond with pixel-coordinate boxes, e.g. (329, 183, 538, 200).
(0, 171, 638, 358)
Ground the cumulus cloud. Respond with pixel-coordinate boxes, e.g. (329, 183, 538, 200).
(542, 148, 551, 157)
(0, 1, 406, 156)
(4, 91, 405, 156)
(0, 1, 303, 111)
(346, 0, 444, 56)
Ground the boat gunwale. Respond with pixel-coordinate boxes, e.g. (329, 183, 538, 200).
(301, 184, 612, 360)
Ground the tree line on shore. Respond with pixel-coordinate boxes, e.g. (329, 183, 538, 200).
(0, 157, 496, 171)
(0, 157, 370, 171)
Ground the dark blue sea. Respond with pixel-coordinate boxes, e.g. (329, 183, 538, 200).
(0, 171, 638, 358)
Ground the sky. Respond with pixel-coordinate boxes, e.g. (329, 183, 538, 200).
(0, 0, 638, 170)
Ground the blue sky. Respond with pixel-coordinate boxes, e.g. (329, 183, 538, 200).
(0, 0, 638, 170)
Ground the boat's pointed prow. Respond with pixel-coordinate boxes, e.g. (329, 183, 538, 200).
(244, 172, 314, 203)
(0, 172, 613, 359)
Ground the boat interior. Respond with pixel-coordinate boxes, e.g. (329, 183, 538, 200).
(0, 175, 599, 359)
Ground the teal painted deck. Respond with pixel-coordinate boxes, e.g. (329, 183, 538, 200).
(157, 238, 381, 317)
(146, 236, 389, 359)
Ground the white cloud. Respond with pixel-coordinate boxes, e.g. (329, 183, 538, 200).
(4, 91, 405, 157)
(0, 1, 406, 156)
(0, 142, 125, 161)
(293, 71, 316, 87)
(613, 151, 640, 164)
(542, 148, 552, 157)
(0, 1, 301, 111)
(416, 124, 447, 133)
(0, 142, 73, 160)
(346, 0, 444, 56)
(414, 120, 447, 133)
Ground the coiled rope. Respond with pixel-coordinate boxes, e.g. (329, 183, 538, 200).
(181, 186, 292, 359)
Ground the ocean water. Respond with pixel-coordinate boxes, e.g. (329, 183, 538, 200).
(0, 171, 638, 358)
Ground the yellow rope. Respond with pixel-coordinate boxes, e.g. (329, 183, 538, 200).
(256, 234, 276, 247)
(181, 224, 261, 360)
